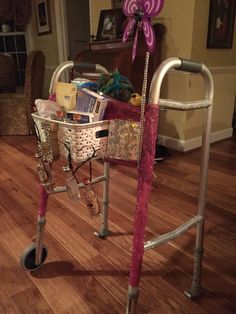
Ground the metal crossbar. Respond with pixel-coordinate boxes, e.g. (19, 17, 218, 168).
(144, 215, 203, 251)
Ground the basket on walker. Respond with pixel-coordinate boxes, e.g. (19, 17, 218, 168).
(33, 114, 110, 162)
(32, 61, 110, 163)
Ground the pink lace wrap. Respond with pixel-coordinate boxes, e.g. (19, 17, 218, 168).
(104, 99, 141, 122)
(105, 99, 160, 286)
(129, 104, 159, 287)
(38, 186, 49, 217)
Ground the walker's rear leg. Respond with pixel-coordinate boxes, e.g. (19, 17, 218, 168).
(95, 161, 110, 238)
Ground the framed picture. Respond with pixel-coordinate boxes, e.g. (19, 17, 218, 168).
(207, 0, 235, 48)
(34, 0, 51, 36)
(96, 9, 125, 41)
(112, 0, 124, 9)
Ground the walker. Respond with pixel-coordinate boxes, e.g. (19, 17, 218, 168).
(20, 57, 214, 313)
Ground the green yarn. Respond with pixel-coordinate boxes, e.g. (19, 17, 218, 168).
(97, 70, 134, 102)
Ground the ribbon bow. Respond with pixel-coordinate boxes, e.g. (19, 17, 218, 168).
(122, 0, 164, 62)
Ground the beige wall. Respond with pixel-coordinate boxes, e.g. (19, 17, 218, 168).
(89, 0, 111, 37)
(28, 0, 112, 96)
(27, 0, 59, 96)
(188, 0, 236, 141)
(154, 0, 196, 141)
(154, 0, 236, 145)
(154, 0, 195, 59)
(192, 0, 236, 66)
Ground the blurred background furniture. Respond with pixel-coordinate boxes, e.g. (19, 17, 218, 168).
(73, 23, 165, 94)
(0, 50, 45, 135)
(0, 53, 16, 93)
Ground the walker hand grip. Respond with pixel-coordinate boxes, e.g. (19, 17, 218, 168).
(176, 58, 202, 73)
(73, 62, 96, 73)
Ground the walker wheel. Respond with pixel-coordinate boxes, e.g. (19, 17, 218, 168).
(20, 242, 48, 271)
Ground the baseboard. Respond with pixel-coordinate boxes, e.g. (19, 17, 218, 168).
(158, 128, 233, 152)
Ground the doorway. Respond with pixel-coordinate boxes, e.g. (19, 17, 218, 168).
(55, 0, 91, 65)
(66, 0, 91, 60)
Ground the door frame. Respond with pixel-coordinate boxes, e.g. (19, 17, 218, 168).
(55, 0, 69, 64)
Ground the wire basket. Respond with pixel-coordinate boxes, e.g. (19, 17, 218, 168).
(32, 113, 109, 163)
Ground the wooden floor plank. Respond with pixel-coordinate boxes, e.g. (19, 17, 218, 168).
(11, 287, 54, 314)
(0, 290, 19, 314)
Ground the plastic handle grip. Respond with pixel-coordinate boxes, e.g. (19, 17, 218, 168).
(176, 58, 202, 73)
(73, 61, 96, 73)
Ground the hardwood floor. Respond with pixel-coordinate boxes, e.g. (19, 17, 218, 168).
(0, 135, 235, 313)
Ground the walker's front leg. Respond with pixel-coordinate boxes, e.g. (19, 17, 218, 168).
(125, 105, 159, 312)
(96, 161, 110, 238)
(35, 185, 48, 265)
(126, 286, 139, 314)
(20, 185, 49, 271)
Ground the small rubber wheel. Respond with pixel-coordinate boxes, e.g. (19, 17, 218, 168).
(20, 242, 48, 271)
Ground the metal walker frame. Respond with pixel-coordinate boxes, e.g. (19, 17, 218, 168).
(20, 57, 213, 313)
(126, 58, 213, 312)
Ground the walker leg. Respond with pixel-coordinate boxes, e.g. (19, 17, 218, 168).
(125, 106, 159, 310)
(126, 286, 139, 314)
(35, 216, 47, 265)
(20, 185, 49, 271)
(96, 161, 110, 238)
(35, 185, 49, 265)
(185, 107, 212, 298)
(184, 221, 204, 299)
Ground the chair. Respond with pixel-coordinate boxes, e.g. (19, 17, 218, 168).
(0, 50, 45, 135)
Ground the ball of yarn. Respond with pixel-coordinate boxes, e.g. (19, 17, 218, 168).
(97, 70, 134, 102)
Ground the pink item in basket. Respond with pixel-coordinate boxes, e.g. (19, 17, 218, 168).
(49, 93, 56, 102)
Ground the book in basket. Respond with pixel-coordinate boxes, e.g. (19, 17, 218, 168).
(74, 88, 108, 122)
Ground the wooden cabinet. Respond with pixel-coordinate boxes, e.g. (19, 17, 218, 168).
(74, 24, 165, 94)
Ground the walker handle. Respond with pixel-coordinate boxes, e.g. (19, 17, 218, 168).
(74, 61, 96, 73)
(175, 58, 202, 73)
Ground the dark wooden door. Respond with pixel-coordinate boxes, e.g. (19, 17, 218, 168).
(66, 0, 91, 60)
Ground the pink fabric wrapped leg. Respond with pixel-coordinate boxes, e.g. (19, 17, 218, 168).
(38, 185, 49, 217)
(129, 104, 159, 287)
